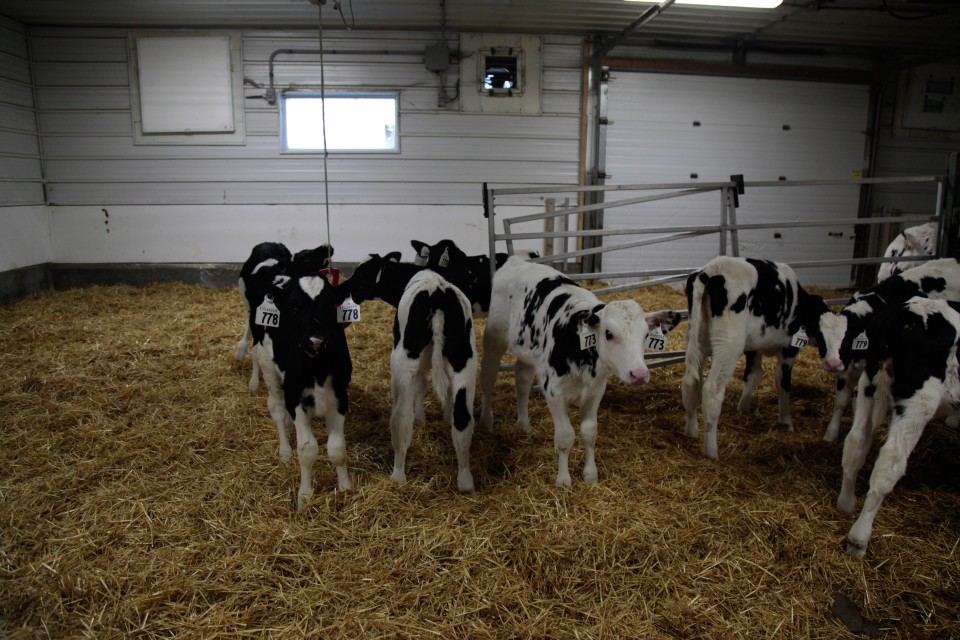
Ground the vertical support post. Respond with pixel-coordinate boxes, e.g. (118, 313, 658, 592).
(544, 198, 556, 260)
(561, 197, 570, 270)
(719, 188, 728, 256)
(728, 174, 743, 258)
(940, 152, 959, 259)
(483, 182, 497, 284)
(584, 49, 609, 275)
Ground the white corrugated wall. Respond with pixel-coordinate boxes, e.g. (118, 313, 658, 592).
(600, 72, 869, 288)
(26, 27, 583, 265)
(0, 16, 51, 272)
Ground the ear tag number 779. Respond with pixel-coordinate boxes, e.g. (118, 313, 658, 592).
(790, 326, 809, 349)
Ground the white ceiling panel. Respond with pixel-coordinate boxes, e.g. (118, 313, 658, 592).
(0, 0, 957, 58)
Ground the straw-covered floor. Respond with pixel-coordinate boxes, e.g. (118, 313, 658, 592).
(1, 280, 958, 639)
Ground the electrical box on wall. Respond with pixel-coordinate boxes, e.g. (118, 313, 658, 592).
(460, 34, 541, 114)
(894, 62, 960, 141)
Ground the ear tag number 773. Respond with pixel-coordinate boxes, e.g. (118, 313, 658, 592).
(578, 325, 596, 351)
(646, 326, 666, 352)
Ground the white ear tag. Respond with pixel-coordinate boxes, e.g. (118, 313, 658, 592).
(646, 326, 666, 352)
(438, 247, 450, 268)
(852, 331, 869, 351)
(790, 326, 809, 349)
(255, 295, 280, 328)
(338, 296, 361, 324)
(578, 324, 597, 350)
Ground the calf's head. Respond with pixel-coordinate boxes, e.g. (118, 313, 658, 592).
(339, 252, 402, 303)
(274, 275, 342, 357)
(583, 301, 681, 385)
(818, 296, 874, 373)
(291, 243, 334, 274)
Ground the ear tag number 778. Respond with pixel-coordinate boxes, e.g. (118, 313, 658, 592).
(255, 295, 280, 328)
(338, 296, 361, 324)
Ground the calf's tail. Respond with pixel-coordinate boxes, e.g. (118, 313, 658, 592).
(431, 310, 452, 414)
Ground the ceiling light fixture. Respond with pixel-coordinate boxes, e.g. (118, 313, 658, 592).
(626, 0, 783, 7)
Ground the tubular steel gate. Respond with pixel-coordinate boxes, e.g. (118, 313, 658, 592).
(483, 175, 948, 369)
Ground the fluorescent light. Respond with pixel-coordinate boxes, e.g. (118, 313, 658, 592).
(627, 0, 783, 7)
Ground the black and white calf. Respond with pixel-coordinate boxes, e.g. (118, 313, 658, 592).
(681, 257, 834, 460)
(410, 239, 537, 316)
(479, 256, 680, 486)
(819, 257, 960, 441)
(340, 252, 421, 308)
(254, 273, 353, 510)
(836, 296, 960, 557)
(390, 270, 478, 491)
(876, 222, 937, 282)
(235, 242, 334, 390)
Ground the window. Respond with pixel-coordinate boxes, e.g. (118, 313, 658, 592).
(281, 92, 399, 153)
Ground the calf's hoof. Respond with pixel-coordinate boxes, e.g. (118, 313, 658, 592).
(845, 538, 868, 559)
(457, 470, 475, 493)
(582, 468, 598, 484)
(296, 491, 313, 512)
(555, 472, 573, 487)
(390, 468, 407, 485)
(278, 446, 292, 463)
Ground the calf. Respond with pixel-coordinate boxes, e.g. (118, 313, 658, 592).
(340, 252, 421, 308)
(235, 242, 334, 390)
(255, 273, 353, 510)
(390, 270, 478, 491)
(410, 239, 538, 316)
(681, 257, 833, 460)
(877, 222, 937, 282)
(819, 257, 960, 441)
(479, 256, 680, 486)
(836, 296, 960, 557)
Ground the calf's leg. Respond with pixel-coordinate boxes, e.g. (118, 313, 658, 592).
(514, 360, 536, 434)
(323, 403, 351, 493)
(824, 366, 859, 442)
(846, 385, 937, 557)
(389, 364, 418, 486)
(837, 372, 879, 515)
(479, 326, 509, 431)
(578, 382, 606, 484)
(774, 347, 799, 430)
(736, 351, 763, 413)
(293, 408, 319, 511)
(546, 393, 576, 487)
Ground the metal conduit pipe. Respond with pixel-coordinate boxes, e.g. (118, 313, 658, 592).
(266, 47, 424, 103)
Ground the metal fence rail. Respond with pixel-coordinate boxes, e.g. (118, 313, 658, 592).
(483, 175, 947, 368)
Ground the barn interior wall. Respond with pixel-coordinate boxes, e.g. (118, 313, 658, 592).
(26, 26, 582, 276)
(2, 16, 958, 301)
(0, 16, 53, 298)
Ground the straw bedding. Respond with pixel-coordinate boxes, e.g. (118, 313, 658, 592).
(1, 281, 957, 639)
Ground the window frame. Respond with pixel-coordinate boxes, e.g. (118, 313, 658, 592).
(279, 91, 401, 154)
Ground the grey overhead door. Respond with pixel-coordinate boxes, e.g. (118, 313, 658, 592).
(601, 71, 869, 287)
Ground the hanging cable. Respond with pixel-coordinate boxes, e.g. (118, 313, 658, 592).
(316, 0, 334, 268)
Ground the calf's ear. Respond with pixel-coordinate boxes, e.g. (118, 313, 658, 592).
(384, 251, 402, 263)
(646, 309, 684, 334)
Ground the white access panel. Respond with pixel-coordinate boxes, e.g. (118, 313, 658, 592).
(602, 72, 869, 287)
